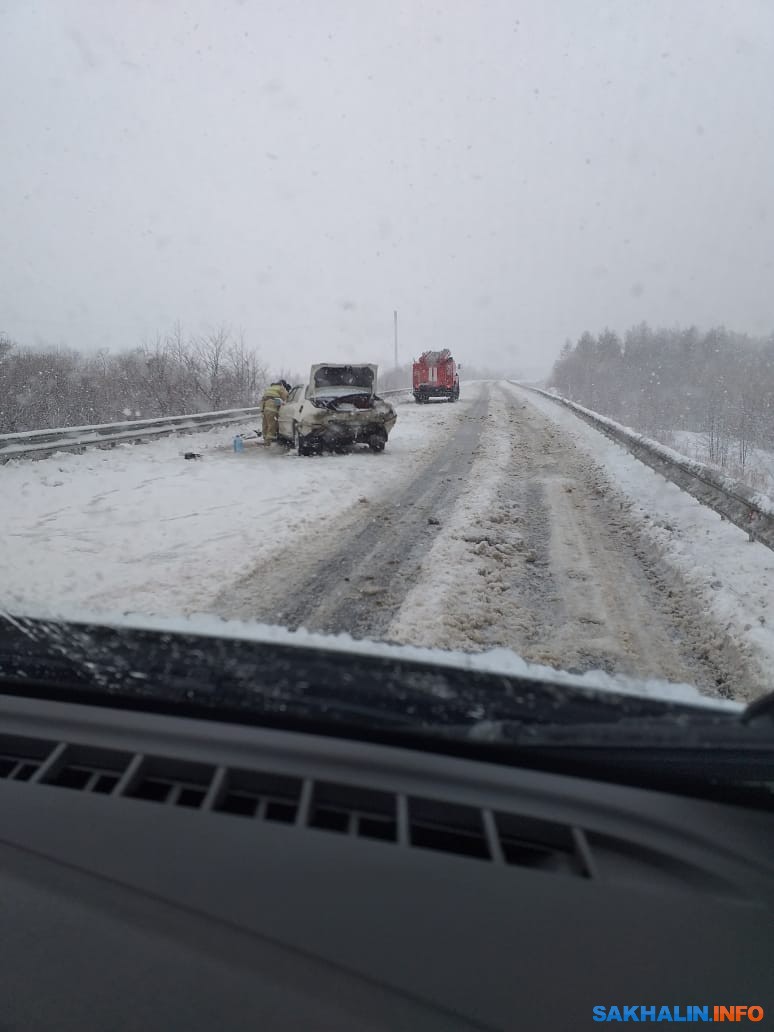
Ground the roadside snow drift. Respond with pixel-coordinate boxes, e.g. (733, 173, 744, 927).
(0, 397, 461, 617)
(517, 385, 774, 695)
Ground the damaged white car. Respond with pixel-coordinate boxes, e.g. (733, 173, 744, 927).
(278, 364, 397, 456)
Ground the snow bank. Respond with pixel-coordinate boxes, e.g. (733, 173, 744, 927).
(525, 386, 774, 520)
(670, 430, 774, 503)
(516, 384, 774, 693)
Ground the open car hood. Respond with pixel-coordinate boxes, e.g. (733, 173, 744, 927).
(310, 364, 378, 394)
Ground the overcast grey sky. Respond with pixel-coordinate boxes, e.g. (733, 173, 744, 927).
(2, 0, 773, 377)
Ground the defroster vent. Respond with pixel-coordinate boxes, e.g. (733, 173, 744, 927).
(0, 729, 736, 897)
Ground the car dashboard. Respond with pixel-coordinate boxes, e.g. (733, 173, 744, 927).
(0, 675, 772, 1030)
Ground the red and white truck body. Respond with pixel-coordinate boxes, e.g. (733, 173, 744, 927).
(412, 350, 460, 403)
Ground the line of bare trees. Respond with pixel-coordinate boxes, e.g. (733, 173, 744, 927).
(0, 325, 271, 433)
(549, 323, 774, 475)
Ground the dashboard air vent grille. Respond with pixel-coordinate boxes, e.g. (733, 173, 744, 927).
(310, 780, 397, 841)
(0, 734, 56, 782)
(409, 796, 489, 859)
(215, 768, 302, 823)
(127, 756, 214, 808)
(46, 744, 131, 795)
(495, 811, 590, 876)
(0, 729, 731, 894)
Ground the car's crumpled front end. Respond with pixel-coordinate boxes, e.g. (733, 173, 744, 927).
(299, 364, 397, 452)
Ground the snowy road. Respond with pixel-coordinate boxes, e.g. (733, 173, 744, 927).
(222, 383, 762, 698)
(217, 386, 490, 635)
(3, 381, 773, 701)
(392, 385, 758, 697)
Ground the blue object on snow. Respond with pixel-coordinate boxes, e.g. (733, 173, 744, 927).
(233, 435, 244, 453)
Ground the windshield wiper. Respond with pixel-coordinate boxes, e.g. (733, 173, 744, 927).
(0, 612, 770, 744)
(1, 614, 772, 808)
(741, 690, 774, 726)
(0, 613, 755, 730)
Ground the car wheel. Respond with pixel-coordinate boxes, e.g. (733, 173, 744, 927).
(294, 423, 311, 456)
(368, 429, 387, 452)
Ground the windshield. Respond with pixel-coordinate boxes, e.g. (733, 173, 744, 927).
(2, 2, 774, 753)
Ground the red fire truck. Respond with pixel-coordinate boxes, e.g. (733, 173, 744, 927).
(412, 349, 460, 403)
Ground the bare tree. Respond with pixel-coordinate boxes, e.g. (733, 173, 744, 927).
(0, 324, 268, 431)
(192, 327, 230, 410)
(227, 331, 268, 406)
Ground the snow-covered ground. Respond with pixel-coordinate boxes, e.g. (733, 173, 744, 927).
(4, 380, 772, 704)
(0, 395, 460, 617)
(518, 386, 774, 694)
(669, 429, 774, 499)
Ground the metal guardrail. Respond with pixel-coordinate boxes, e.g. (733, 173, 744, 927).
(0, 389, 414, 464)
(0, 406, 264, 463)
(517, 384, 774, 551)
(0, 383, 418, 464)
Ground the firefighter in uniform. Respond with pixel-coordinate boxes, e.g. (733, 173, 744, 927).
(261, 380, 290, 445)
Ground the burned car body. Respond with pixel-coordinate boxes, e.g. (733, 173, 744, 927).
(278, 364, 397, 455)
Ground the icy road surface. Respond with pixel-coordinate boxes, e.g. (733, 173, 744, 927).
(3, 381, 773, 700)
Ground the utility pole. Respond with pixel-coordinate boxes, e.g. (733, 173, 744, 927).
(393, 309, 398, 370)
